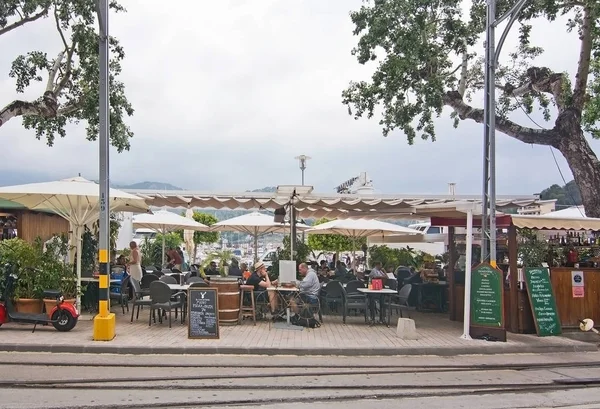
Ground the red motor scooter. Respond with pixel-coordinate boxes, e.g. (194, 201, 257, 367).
(0, 264, 79, 332)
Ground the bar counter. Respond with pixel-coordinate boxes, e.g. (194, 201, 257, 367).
(549, 267, 600, 327)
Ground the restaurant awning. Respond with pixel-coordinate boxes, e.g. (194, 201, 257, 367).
(511, 214, 600, 230)
(123, 189, 544, 220)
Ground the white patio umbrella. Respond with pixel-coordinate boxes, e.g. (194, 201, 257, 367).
(306, 218, 423, 267)
(306, 218, 423, 238)
(0, 176, 150, 308)
(132, 210, 208, 266)
(209, 211, 309, 262)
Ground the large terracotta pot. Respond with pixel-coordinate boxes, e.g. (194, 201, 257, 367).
(43, 299, 76, 318)
(15, 298, 43, 314)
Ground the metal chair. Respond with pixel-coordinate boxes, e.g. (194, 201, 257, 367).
(109, 276, 130, 314)
(130, 277, 152, 322)
(159, 275, 177, 284)
(140, 274, 159, 296)
(345, 280, 365, 296)
(148, 281, 185, 328)
(321, 281, 344, 316)
(389, 284, 415, 318)
(342, 287, 368, 324)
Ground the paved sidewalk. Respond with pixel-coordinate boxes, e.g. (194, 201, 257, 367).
(0, 310, 595, 356)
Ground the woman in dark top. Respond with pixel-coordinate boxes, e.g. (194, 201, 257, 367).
(228, 258, 242, 277)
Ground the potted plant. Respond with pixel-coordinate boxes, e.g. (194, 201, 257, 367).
(0, 238, 43, 313)
(34, 235, 79, 316)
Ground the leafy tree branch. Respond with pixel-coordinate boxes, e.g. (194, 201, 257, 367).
(343, 0, 600, 216)
(0, 0, 133, 152)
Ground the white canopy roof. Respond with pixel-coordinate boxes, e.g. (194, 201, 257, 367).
(124, 189, 544, 220)
(544, 206, 586, 218)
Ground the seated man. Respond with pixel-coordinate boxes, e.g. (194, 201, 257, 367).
(245, 262, 279, 314)
(291, 262, 320, 313)
(204, 261, 220, 276)
(369, 261, 387, 284)
(334, 260, 348, 280)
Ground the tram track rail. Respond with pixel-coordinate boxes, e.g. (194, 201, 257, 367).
(2, 383, 597, 409)
(1, 357, 599, 409)
(0, 360, 597, 389)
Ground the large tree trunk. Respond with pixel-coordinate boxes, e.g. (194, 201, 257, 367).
(444, 88, 600, 218)
(555, 109, 600, 218)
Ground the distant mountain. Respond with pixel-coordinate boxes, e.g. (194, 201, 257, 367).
(247, 186, 277, 193)
(116, 181, 183, 190)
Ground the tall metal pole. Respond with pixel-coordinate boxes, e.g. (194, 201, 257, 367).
(481, 0, 527, 268)
(295, 155, 310, 246)
(481, 0, 496, 265)
(295, 155, 310, 186)
(290, 200, 296, 261)
(93, 0, 116, 341)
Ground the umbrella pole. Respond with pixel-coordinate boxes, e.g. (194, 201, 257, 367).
(254, 233, 258, 264)
(162, 234, 166, 267)
(75, 225, 83, 310)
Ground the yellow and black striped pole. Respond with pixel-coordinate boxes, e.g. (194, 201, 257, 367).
(93, 0, 116, 341)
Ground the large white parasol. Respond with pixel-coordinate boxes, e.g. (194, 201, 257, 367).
(0, 176, 150, 308)
(132, 209, 208, 266)
(209, 211, 309, 262)
(305, 218, 423, 238)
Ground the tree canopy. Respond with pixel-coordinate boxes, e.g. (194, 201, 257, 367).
(0, 0, 134, 151)
(307, 218, 366, 253)
(540, 180, 582, 206)
(191, 211, 219, 245)
(343, 0, 600, 216)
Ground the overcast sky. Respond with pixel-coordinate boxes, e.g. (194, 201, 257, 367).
(0, 0, 596, 195)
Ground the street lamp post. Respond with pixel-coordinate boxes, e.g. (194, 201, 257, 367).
(294, 155, 310, 244)
(295, 155, 311, 186)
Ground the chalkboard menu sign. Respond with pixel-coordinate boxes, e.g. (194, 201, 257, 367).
(188, 288, 219, 339)
(470, 263, 504, 328)
(524, 267, 561, 337)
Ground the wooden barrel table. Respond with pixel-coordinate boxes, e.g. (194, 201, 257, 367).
(210, 277, 240, 325)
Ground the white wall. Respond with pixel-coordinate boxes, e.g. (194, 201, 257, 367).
(116, 212, 133, 250)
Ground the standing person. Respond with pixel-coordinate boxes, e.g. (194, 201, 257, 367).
(167, 247, 182, 270)
(128, 241, 143, 282)
(176, 246, 186, 270)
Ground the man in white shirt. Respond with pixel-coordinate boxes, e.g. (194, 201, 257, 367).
(291, 262, 320, 313)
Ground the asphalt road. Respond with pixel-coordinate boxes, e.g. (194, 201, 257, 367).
(0, 352, 599, 408)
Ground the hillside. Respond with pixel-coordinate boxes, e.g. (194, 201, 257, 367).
(540, 180, 582, 207)
(117, 181, 183, 190)
(248, 186, 277, 193)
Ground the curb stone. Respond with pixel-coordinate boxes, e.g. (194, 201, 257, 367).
(0, 342, 596, 356)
